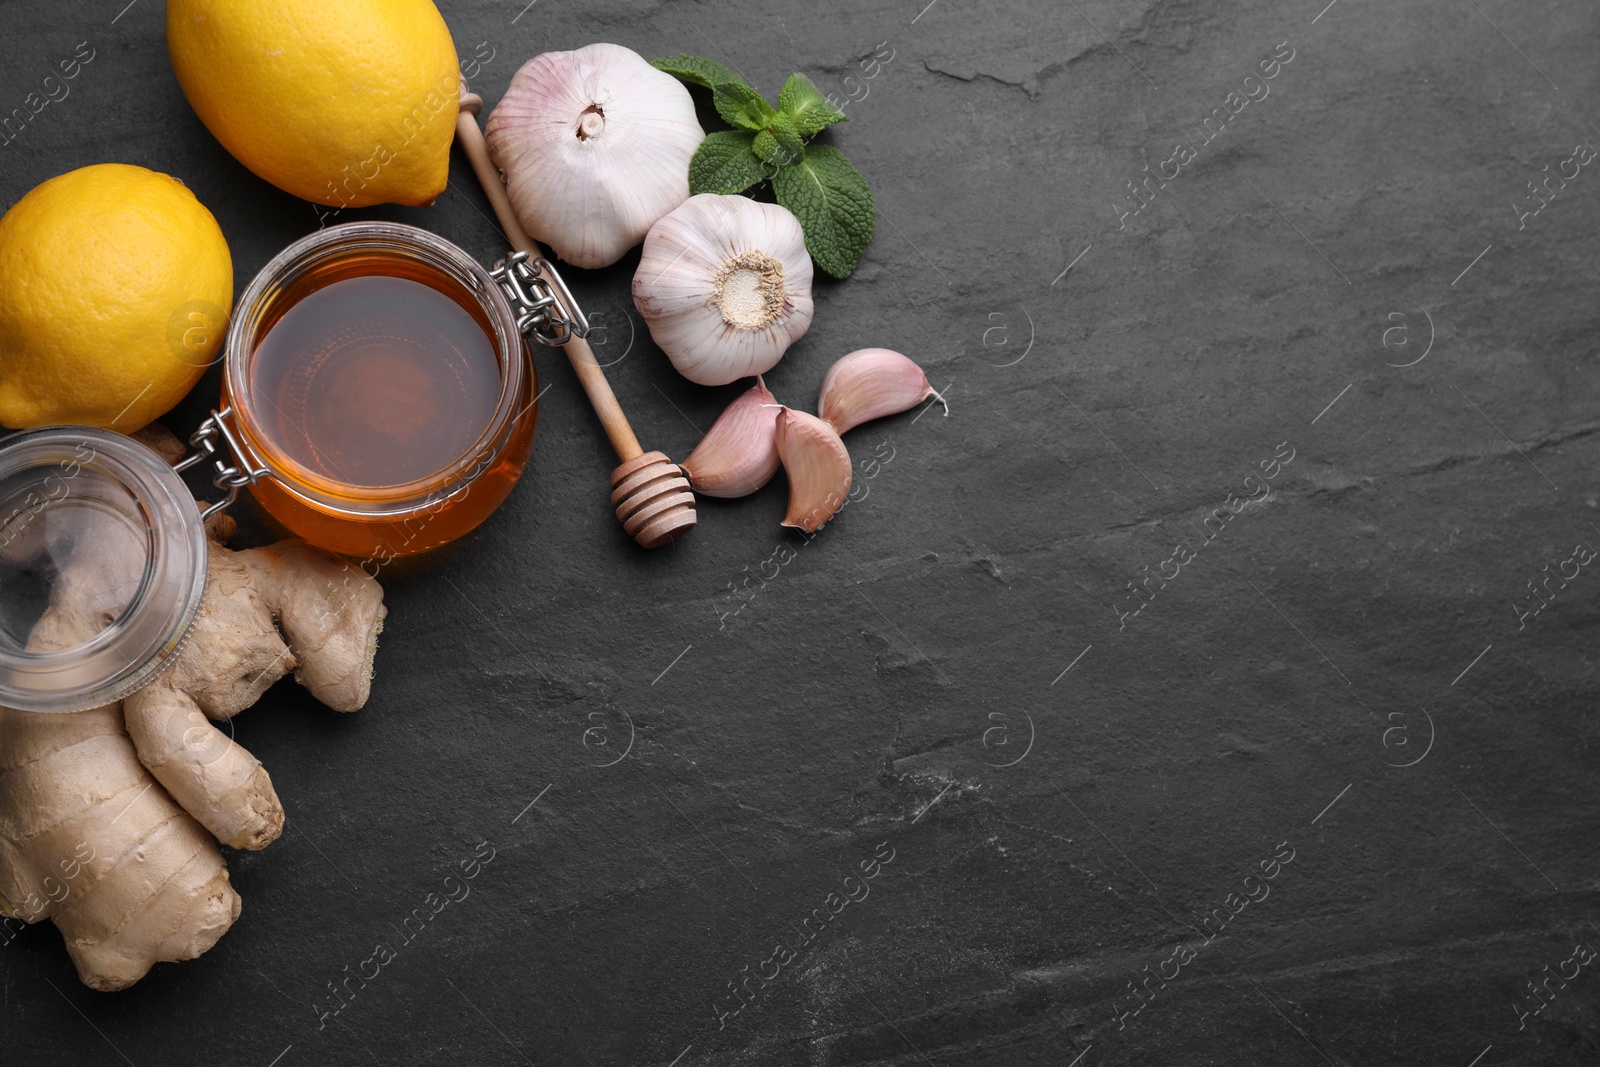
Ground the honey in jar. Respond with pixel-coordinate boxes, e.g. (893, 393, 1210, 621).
(219, 222, 539, 559)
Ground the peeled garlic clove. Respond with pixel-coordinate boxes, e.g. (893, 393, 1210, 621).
(818, 348, 947, 435)
(775, 408, 852, 533)
(681, 377, 783, 498)
(633, 194, 815, 386)
(486, 43, 704, 268)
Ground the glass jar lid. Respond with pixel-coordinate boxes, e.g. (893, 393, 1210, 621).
(0, 426, 208, 713)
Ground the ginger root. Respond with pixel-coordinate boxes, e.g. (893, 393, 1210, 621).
(0, 435, 385, 990)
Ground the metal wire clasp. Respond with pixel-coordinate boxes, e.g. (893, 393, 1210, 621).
(172, 407, 272, 520)
(491, 251, 591, 348)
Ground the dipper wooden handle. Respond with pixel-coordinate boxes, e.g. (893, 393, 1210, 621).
(455, 88, 696, 550)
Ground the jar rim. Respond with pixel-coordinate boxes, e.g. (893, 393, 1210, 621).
(222, 221, 529, 511)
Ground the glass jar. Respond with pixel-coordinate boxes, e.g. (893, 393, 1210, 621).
(0, 426, 208, 713)
(218, 222, 539, 559)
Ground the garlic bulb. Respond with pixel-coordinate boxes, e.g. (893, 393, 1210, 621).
(485, 43, 703, 268)
(633, 194, 815, 386)
(682, 377, 781, 497)
(819, 348, 947, 434)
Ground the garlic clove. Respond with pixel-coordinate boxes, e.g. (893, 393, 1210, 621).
(486, 43, 704, 269)
(633, 194, 815, 386)
(818, 348, 947, 435)
(681, 377, 782, 498)
(774, 407, 852, 533)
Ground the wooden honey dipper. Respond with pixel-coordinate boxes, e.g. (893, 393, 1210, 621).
(454, 86, 697, 550)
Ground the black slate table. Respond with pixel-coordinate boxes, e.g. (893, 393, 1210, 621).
(4, 1, 1599, 1064)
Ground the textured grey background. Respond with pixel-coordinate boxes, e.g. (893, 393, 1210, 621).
(3, 0, 1600, 1064)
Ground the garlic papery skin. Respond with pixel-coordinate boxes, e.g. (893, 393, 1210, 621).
(632, 194, 815, 386)
(485, 43, 703, 269)
(819, 348, 947, 435)
(774, 407, 852, 533)
(682, 377, 782, 498)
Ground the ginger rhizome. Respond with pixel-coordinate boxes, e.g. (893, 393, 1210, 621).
(0, 430, 385, 990)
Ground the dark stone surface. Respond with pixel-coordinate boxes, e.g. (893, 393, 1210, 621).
(4, 1, 1599, 1064)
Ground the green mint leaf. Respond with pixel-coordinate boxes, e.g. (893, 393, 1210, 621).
(650, 54, 751, 90)
(752, 129, 783, 166)
(753, 115, 804, 167)
(772, 145, 875, 279)
(714, 82, 777, 131)
(767, 114, 805, 165)
(777, 73, 848, 137)
(689, 130, 768, 195)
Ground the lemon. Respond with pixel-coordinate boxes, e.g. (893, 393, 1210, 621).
(166, 0, 460, 208)
(0, 163, 233, 432)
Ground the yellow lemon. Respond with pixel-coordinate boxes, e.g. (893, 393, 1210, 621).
(166, 0, 460, 208)
(0, 163, 233, 432)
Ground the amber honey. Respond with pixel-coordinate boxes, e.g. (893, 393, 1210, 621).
(221, 223, 537, 559)
(251, 266, 503, 487)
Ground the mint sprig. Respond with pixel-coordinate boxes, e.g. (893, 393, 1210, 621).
(650, 57, 873, 279)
